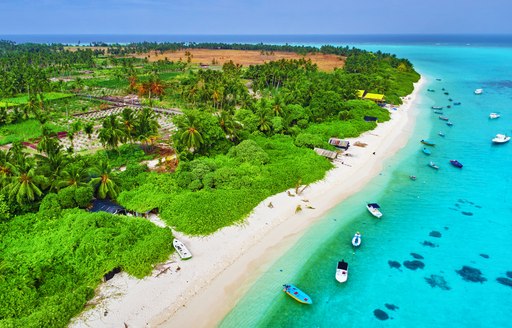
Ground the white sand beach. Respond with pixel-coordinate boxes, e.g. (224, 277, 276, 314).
(70, 77, 425, 328)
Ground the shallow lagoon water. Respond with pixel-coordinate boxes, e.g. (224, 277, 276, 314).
(220, 44, 512, 327)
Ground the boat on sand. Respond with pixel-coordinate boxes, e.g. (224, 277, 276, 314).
(173, 239, 193, 260)
(336, 260, 349, 283)
(367, 203, 382, 218)
(283, 284, 313, 304)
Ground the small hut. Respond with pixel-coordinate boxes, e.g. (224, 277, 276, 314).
(314, 147, 338, 160)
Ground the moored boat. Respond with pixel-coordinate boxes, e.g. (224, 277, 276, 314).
(453, 102, 462, 105)
(427, 89, 435, 92)
(336, 260, 349, 283)
(450, 160, 463, 168)
(489, 113, 500, 119)
(492, 134, 510, 144)
(439, 116, 449, 121)
(434, 111, 443, 114)
(431, 106, 444, 109)
(421, 139, 435, 146)
(428, 161, 439, 170)
(283, 284, 313, 304)
(438, 132, 445, 137)
(173, 239, 193, 260)
(352, 232, 362, 247)
(474, 88, 483, 95)
(422, 147, 431, 155)
(367, 203, 382, 218)
(446, 121, 453, 126)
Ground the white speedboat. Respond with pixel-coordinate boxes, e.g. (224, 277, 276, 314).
(351, 232, 362, 247)
(489, 113, 500, 119)
(336, 260, 348, 283)
(367, 203, 383, 218)
(492, 134, 510, 144)
(173, 239, 192, 260)
(474, 88, 483, 95)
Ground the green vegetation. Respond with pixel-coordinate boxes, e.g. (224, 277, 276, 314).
(0, 210, 173, 328)
(0, 119, 64, 145)
(0, 92, 74, 106)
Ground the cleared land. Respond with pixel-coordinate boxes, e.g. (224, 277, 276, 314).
(135, 49, 346, 71)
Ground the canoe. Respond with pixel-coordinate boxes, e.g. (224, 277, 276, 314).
(173, 239, 193, 260)
(283, 284, 313, 304)
(421, 139, 435, 146)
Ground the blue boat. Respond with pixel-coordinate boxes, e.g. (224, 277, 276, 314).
(450, 160, 463, 168)
(422, 147, 431, 155)
(283, 284, 313, 304)
(453, 102, 462, 105)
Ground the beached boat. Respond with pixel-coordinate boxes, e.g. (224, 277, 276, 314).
(474, 88, 483, 95)
(446, 122, 454, 126)
(421, 139, 435, 146)
(438, 132, 445, 137)
(335, 260, 349, 283)
(439, 116, 449, 121)
(367, 203, 382, 218)
(492, 134, 510, 144)
(422, 147, 432, 155)
(489, 113, 500, 119)
(283, 284, 313, 304)
(453, 102, 462, 105)
(450, 160, 463, 168)
(173, 239, 193, 260)
(428, 161, 440, 170)
(431, 106, 444, 110)
(352, 232, 362, 247)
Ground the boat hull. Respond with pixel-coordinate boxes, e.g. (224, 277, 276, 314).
(336, 261, 349, 283)
(283, 284, 313, 304)
(173, 239, 193, 260)
(367, 204, 382, 218)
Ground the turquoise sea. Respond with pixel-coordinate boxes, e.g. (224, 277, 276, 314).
(219, 44, 512, 327)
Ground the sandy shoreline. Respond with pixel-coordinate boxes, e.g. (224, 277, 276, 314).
(70, 77, 425, 328)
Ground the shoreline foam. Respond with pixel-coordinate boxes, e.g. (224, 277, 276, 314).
(70, 76, 425, 328)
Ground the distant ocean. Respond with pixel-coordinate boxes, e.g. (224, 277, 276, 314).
(5, 34, 512, 327)
(1, 34, 512, 47)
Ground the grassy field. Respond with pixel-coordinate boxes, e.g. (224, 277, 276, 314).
(0, 92, 75, 107)
(0, 120, 64, 145)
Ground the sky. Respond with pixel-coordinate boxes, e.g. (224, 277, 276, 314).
(0, 0, 511, 35)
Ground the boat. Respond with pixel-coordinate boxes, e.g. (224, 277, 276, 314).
(282, 284, 313, 304)
(173, 239, 193, 260)
(450, 160, 463, 168)
(335, 260, 349, 283)
(453, 102, 462, 105)
(444, 92, 449, 95)
(474, 88, 483, 95)
(421, 139, 435, 146)
(492, 134, 510, 144)
(447, 105, 451, 108)
(422, 147, 432, 155)
(448, 98, 453, 102)
(446, 122, 454, 126)
(428, 161, 439, 170)
(366, 203, 382, 218)
(431, 106, 444, 110)
(434, 111, 443, 115)
(438, 132, 445, 137)
(439, 116, 449, 121)
(410, 175, 417, 181)
(352, 232, 362, 247)
(489, 113, 500, 119)
(436, 78, 442, 81)
(427, 89, 435, 92)
(441, 87, 445, 90)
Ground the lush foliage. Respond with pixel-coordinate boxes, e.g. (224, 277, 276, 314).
(0, 209, 173, 328)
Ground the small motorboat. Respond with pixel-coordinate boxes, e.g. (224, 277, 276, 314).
(421, 139, 435, 146)
(173, 239, 193, 260)
(446, 122, 454, 126)
(410, 175, 417, 181)
(336, 260, 349, 283)
(428, 161, 440, 170)
(489, 113, 500, 119)
(444, 92, 449, 95)
(422, 147, 432, 155)
(431, 106, 444, 110)
(434, 111, 443, 114)
(439, 116, 449, 121)
(438, 132, 445, 137)
(367, 203, 383, 218)
(448, 98, 453, 102)
(474, 88, 483, 95)
(352, 232, 362, 247)
(450, 160, 463, 168)
(283, 284, 313, 304)
(453, 102, 462, 105)
(492, 134, 510, 144)
(427, 89, 435, 92)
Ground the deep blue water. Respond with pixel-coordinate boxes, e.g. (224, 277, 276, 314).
(1, 34, 512, 47)
(217, 44, 512, 327)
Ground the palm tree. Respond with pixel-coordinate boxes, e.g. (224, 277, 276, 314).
(135, 107, 160, 150)
(6, 162, 47, 205)
(121, 107, 136, 143)
(97, 115, 127, 151)
(90, 160, 120, 199)
(56, 163, 90, 190)
(84, 122, 94, 139)
(180, 126, 204, 153)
